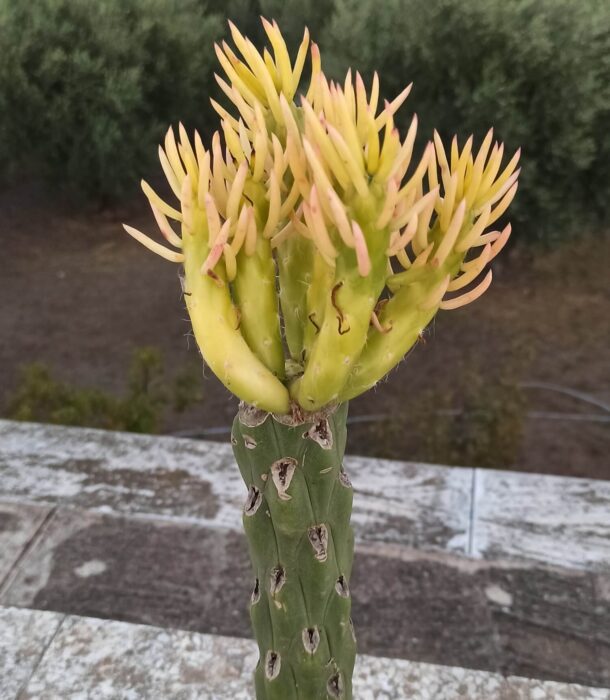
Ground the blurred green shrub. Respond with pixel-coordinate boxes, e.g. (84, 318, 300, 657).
(5, 348, 204, 433)
(0, 0, 223, 200)
(410, 370, 527, 469)
(353, 366, 527, 468)
(207, 0, 333, 53)
(322, 0, 610, 245)
(1, 0, 607, 245)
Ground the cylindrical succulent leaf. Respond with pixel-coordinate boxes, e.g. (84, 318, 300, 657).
(181, 233, 290, 413)
(233, 235, 285, 379)
(277, 235, 312, 360)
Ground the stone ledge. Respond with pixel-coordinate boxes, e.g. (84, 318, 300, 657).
(0, 419, 471, 556)
(2, 606, 608, 700)
(1, 502, 609, 687)
(471, 469, 610, 570)
(1, 419, 610, 571)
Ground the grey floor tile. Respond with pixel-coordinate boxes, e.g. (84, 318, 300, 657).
(19, 614, 258, 700)
(346, 455, 472, 553)
(0, 501, 51, 587)
(0, 419, 237, 526)
(472, 469, 610, 570)
(15, 612, 609, 700)
(0, 420, 472, 554)
(0, 606, 64, 700)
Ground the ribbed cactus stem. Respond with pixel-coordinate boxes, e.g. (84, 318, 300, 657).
(232, 402, 356, 700)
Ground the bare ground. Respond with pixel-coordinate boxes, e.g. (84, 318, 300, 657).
(1, 181, 608, 478)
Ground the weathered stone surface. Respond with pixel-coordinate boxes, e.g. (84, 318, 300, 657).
(3, 507, 609, 687)
(12, 611, 609, 699)
(19, 613, 259, 700)
(0, 501, 51, 588)
(351, 549, 499, 671)
(0, 606, 63, 700)
(485, 566, 610, 688)
(502, 677, 610, 700)
(0, 509, 252, 636)
(472, 468, 610, 570)
(357, 661, 610, 700)
(354, 659, 505, 700)
(353, 548, 610, 688)
(348, 456, 471, 553)
(3, 420, 610, 573)
(0, 419, 472, 554)
(0, 420, 229, 524)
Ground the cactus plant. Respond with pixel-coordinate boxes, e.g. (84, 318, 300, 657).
(123, 18, 519, 699)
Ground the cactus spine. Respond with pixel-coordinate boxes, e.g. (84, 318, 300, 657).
(232, 402, 355, 700)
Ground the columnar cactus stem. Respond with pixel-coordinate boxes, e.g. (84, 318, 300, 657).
(232, 402, 355, 700)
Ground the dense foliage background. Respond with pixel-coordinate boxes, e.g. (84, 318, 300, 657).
(0, 0, 223, 200)
(0, 0, 608, 240)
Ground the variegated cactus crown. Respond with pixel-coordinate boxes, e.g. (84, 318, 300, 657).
(124, 18, 520, 414)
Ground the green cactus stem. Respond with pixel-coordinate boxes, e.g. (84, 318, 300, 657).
(232, 401, 355, 700)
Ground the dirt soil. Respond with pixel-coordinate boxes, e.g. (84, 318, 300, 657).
(1, 181, 608, 479)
